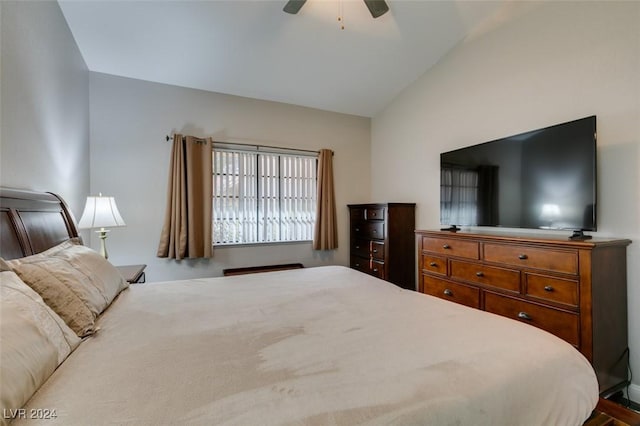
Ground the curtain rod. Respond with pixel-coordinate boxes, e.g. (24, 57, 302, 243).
(165, 135, 325, 156)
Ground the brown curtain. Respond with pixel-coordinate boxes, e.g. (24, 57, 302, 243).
(157, 134, 213, 259)
(313, 149, 337, 250)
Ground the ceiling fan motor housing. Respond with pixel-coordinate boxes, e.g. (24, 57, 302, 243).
(283, 0, 389, 18)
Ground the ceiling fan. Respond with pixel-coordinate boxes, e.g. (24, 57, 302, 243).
(283, 0, 389, 19)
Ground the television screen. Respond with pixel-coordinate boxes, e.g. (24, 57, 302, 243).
(440, 116, 596, 232)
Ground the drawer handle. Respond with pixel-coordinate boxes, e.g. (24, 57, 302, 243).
(442, 244, 451, 249)
(355, 228, 360, 232)
(373, 268, 378, 272)
(372, 230, 377, 234)
(443, 289, 453, 296)
(476, 271, 484, 277)
(355, 263, 360, 267)
(355, 245, 360, 249)
(371, 212, 377, 217)
(518, 312, 532, 320)
(373, 249, 378, 253)
(544, 285, 554, 292)
(518, 254, 528, 260)
(429, 261, 437, 267)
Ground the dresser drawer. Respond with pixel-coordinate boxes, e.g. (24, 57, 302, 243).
(353, 221, 385, 239)
(352, 239, 370, 258)
(421, 275, 480, 309)
(370, 241, 385, 260)
(351, 256, 368, 272)
(484, 292, 579, 346)
(350, 207, 365, 221)
(450, 260, 520, 293)
(421, 237, 479, 259)
(420, 254, 447, 276)
(353, 240, 385, 260)
(351, 257, 385, 279)
(525, 273, 578, 307)
(350, 207, 386, 221)
(483, 243, 578, 275)
(365, 207, 385, 221)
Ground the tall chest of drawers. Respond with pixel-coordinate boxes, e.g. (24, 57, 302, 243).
(416, 230, 631, 394)
(348, 203, 415, 290)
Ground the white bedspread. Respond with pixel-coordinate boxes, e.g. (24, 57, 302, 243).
(18, 266, 598, 425)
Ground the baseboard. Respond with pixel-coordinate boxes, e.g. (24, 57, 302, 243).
(628, 383, 640, 404)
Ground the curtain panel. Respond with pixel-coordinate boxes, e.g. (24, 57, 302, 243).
(157, 134, 213, 260)
(313, 149, 337, 250)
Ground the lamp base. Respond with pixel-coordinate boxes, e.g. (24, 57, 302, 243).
(96, 228, 110, 259)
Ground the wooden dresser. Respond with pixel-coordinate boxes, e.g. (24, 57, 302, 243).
(416, 229, 631, 394)
(349, 203, 415, 290)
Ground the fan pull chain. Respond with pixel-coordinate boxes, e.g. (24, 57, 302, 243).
(337, 0, 345, 30)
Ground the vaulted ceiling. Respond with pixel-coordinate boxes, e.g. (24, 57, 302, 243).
(59, 0, 535, 117)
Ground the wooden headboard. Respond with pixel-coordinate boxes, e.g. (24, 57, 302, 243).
(0, 188, 80, 260)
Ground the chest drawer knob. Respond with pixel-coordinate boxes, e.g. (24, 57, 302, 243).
(476, 271, 484, 277)
(544, 285, 554, 292)
(443, 244, 451, 249)
(355, 228, 360, 232)
(373, 268, 379, 272)
(355, 262, 360, 267)
(443, 289, 453, 296)
(373, 249, 378, 253)
(517, 311, 532, 320)
(518, 254, 528, 260)
(429, 261, 437, 267)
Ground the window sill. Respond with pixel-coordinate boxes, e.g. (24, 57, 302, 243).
(214, 240, 313, 249)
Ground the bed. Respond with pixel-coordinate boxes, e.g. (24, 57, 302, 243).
(0, 188, 599, 425)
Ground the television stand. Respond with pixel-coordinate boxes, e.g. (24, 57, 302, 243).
(569, 230, 593, 240)
(416, 229, 631, 394)
(440, 225, 461, 232)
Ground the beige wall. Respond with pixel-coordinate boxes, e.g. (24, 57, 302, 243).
(89, 72, 371, 281)
(0, 1, 89, 216)
(371, 1, 640, 398)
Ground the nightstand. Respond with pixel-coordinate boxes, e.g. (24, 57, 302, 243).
(116, 264, 147, 284)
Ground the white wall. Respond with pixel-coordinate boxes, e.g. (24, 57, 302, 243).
(89, 73, 371, 281)
(0, 1, 89, 217)
(372, 1, 640, 399)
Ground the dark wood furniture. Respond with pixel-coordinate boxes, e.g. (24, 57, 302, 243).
(0, 188, 79, 260)
(223, 263, 304, 276)
(416, 229, 631, 395)
(116, 264, 147, 284)
(592, 398, 640, 426)
(349, 203, 415, 290)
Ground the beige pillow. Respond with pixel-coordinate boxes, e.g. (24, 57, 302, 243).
(0, 271, 81, 420)
(6, 239, 129, 336)
(0, 258, 10, 271)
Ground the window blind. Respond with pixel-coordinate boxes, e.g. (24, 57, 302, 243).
(213, 150, 317, 245)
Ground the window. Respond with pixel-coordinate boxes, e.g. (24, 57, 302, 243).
(213, 149, 317, 245)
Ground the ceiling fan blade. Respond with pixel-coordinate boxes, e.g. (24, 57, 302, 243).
(283, 0, 307, 14)
(363, 0, 389, 18)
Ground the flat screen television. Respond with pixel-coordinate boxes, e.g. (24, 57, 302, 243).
(440, 116, 596, 237)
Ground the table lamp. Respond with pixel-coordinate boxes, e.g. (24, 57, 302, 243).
(78, 193, 126, 259)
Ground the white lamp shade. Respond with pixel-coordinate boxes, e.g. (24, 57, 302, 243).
(78, 195, 126, 229)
